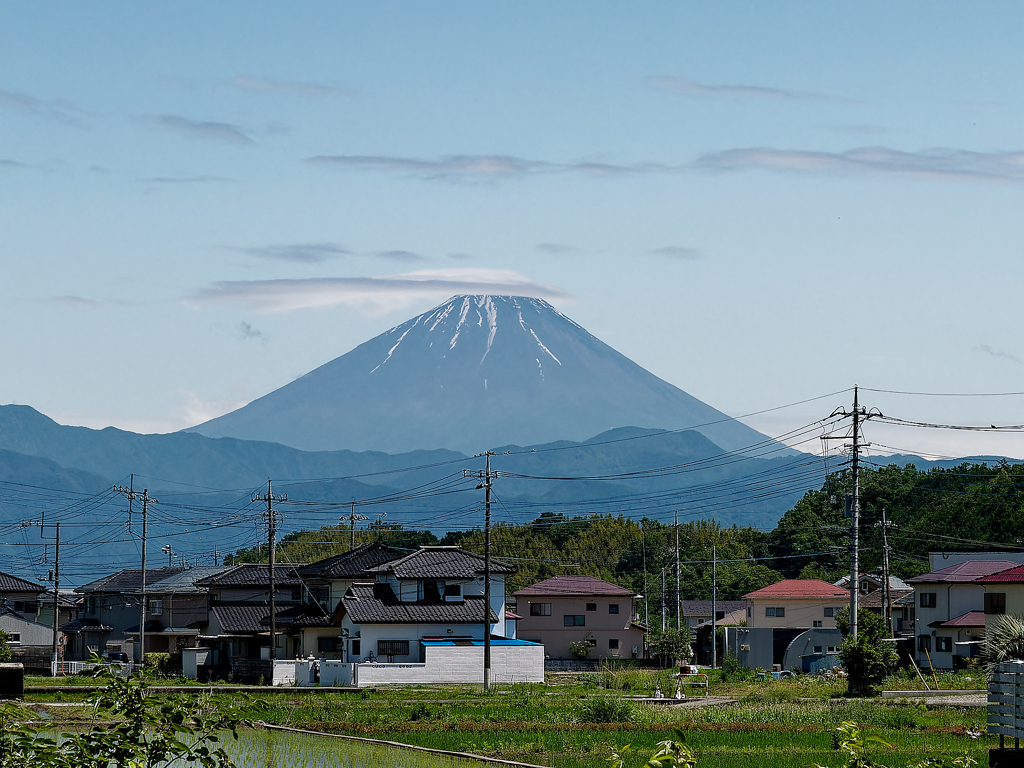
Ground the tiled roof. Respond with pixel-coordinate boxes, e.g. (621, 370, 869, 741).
(906, 561, 1019, 584)
(194, 564, 304, 588)
(367, 546, 515, 579)
(0, 570, 44, 593)
(744, 579, 849, 600)
(681, 600, 747, 616)
(977, 564, 1024, 583)
(936, 610, 986, 628)
(77, 568, 185, 594)
(297, 543, 405, 580)
(834, 573, 911, 591)
(342, 583, 497, 624)
(149, 566, 231, 593)
(60, 617, 113, 633)
(858, 589, 912, 609)
(514, 575, 635, 597)
(207, 604, 271, 634)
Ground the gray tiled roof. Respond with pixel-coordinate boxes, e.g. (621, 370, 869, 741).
(208, 605, 271, 634)
(0, 570, 44, 593)
(343, 583, 497, 624)
(681, 600, 747, 616)
(194, 564, 304, 588)
(77, 568, 185, 594)
(149, 566, 231, 593)
(60, 617, 113, 633)
(297, 543, 404, 580)
(366, 546, 514, 579)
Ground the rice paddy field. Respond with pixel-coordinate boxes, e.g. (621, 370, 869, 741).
(23, 667, 994, 767)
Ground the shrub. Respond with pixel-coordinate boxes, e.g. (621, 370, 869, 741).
(0, 630, 10, 663)
(719, 653, 753, 683)
(575, 696, 634, 723)
(569, 640, 595, 660)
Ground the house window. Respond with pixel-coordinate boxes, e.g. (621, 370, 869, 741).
(291, 589, 302, 602)
(936, 637, 952, 653)
(586, 603, 597, 612)
(149, 600, 162, 616)
(378, 640, 410, 657)
(985, 592, 1007, 615)
(423, 580, 442, 601)
(564, 615, 585, 626)
(609, 604, 619, 614)
(308, 587, 330, 605)
(919, 593, 937, 608)
(530, 603, 551, 616)
(827, 646, 838, 653)
(765, 607, 785, 618)
(444, 584, 461, 598)
(351, 640, 361, 657)
(609, 638, 620, 650)
(85, 596, 96, 614)
(318, 638, 345, 652)
(814, 645, 823, 653)
(8, 633, 20, 644)
(747, 606, 752, 618)
(824, 607, 834, 618)
(917, 635, 931, 651)
(813, 621, 823, 628)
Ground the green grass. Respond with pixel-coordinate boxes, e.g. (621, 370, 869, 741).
(24, 673, 992, 767)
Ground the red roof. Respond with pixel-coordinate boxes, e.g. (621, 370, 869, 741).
(977, 564, 1024, 583)
(514, 575, 635, 598)
(744, 579, 849, 600)
(937, 610, 986, 628)
(907, 561, 1019, 584)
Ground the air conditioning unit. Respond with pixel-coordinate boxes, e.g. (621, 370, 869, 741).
(740, 644, 750, 652)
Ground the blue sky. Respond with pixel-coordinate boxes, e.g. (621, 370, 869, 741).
(3, 3, 1024, 458)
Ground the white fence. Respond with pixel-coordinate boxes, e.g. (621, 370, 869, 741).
(51, 660, 137, 677)
(989, 660, 1024, 739)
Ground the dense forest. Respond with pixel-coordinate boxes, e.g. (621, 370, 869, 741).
(227, 461, 1024, 622)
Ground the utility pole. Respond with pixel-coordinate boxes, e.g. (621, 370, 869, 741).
(711, 542, 717, 670)
(114, 479, 156, 667)
(674, 511, 680, 632)
(641, 523, 649, 630)
(660, 568, 666, 632)
(850, 385, 862, 641)
(349, 502, 368, 550)
(253, 480, 286, 662)
(880, 506, 894, 637)
(463, 452, 498, 691)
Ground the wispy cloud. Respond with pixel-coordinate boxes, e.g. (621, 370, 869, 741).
(231, 75, 349, 96)
(377, 250, 430, 263)
(306, 153, 663, 180)
(536, 243, 580, 255)
(48, 295, 101, 308)
(138, 175, 230, 185)
(0, 159, 28, 170)
(236, 242, 350, 264)
(694, 146, 1024, 183)
(977, 344, 1022, 366)
(147, 114, 253, 144)
(648, 246, 702, 260)
(0, 86, 84, 125)
(187, 268, 572, 315)
(237, 321, 267, 343)
(646, 76, 849, 103)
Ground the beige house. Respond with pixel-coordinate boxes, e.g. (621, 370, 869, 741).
(744, 579, 849, 629)
(515, 575, 645, 660)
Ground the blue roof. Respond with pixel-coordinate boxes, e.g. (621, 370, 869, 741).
(421, 638, 539, 647)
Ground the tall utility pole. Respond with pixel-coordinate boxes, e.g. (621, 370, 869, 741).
(114, 478, 156, 666)
(253, 480, 286, 662)
(641, 523, 649, 630)
(660, 568, 666, 632)
(52, 522, 60, 670)
(880, 506, 895, 636)
(348, 502, 368, 550)
(849, 386, 862, 641)
(463, 452, 497, 691)
(711, 542, 717, 670)
(674, 511, 680, 632)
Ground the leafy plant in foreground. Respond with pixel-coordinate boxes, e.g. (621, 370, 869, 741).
(609, 727, 696, 768)
(0, 658, 264, 767)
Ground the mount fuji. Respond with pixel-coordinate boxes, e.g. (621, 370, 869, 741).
(188, 295, 775, 454)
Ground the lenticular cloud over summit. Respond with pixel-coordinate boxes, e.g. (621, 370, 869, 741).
(187, 295, 772, 454)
